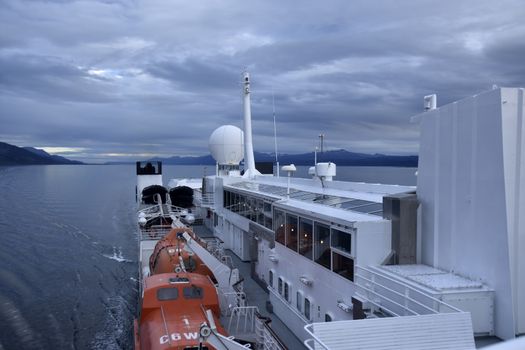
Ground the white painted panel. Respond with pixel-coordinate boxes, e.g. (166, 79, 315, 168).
(309, 312, 475, 350)
(501, 88, 525, 335)
(417, 88, 516, 339)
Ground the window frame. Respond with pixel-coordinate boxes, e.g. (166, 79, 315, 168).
(330, 227, 354, 255)
(332, 250, 355, 282)
(157, 287, 179, 301)
(296, 291, 303, 312)
(304, 297, 311, 320)
(285, 213, 298, 251)
(299, 218, 313, 259)
(314, 222, 331, 270)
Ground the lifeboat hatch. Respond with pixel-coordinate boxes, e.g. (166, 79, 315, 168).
(168, 276, 189, 284)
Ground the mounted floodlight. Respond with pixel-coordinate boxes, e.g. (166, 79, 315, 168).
(281, 164, 297, 198)
(300, 276, 313, 286)
(424, 94, 437, 111)
(337, 301, 352, 313)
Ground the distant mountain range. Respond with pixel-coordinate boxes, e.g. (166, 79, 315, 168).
(0, 142, 83, 165)
(144, 149, 418, 167)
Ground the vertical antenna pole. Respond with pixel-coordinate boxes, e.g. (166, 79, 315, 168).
(272, 91, 280, 177)
(242, 71, 260, 178)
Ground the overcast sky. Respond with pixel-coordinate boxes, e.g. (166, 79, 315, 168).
(1, 0, 524, 163)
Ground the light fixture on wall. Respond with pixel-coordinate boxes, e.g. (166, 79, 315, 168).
(300, 276, 312, 286)
(269, 255, 279, 263)
(337, 300, 352, 313)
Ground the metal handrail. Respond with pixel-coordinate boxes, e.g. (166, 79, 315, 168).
(303, 324, 331, 350)
(355, 273, 434, 315)
(355, 265, 462, 314)
(268, 287, 310, 324)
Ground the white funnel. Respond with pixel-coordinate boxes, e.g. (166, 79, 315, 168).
(242, 71, 261, 179)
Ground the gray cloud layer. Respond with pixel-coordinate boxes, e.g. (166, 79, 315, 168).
(1, 0, 524, 162)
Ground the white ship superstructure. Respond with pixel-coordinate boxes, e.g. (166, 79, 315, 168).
(142, 73, 523, 350)
(187, 81, 524, 349)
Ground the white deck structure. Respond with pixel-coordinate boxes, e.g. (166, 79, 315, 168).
(163, 84, 524, 349)
(415, 87, 525, 339)
(304, 313, 475, 350)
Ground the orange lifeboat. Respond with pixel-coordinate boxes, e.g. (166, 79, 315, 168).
(135, 272, 227, 350)
(149, 228, 215, 281)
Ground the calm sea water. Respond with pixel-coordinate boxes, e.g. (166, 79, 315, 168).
(0, 164, 416, 350)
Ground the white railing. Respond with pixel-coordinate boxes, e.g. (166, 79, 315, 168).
(268, 286, 310, 324)
(139, 226, 172, 241)
(227, 306, 258, 336)
(226, 307, 287, 350)
(354, 265, 462, 317)
(219, 290, 247, 316)
(194, 189, 214, 207)
(255, 315, 287, 350)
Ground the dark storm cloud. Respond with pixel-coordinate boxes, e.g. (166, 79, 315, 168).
(146, 60, 240, 91)
(0, 0, 524, 162)
(0, 53, 119, 103)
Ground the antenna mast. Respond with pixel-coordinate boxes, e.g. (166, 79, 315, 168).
(318, 133, 324, 162)
(272, 91, 280, 177)
(241, 71, 261, 179)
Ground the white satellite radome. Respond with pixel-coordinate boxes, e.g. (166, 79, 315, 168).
(209, 126, 244, 176)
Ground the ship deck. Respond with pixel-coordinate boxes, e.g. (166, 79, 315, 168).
(192, 224, 307, 350)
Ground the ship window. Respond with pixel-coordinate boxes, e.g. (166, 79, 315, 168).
(234, 193, 240, 212)
(332, 252, 354, 281)
(157, 287, 179, 301)
(284, 282, 290, 302)
(351, 202, 383, 214)
(314, 223, 331, 270)
(255, 199, 263, 225)
(339, 199, 371, 209)
(223, 190, 229, 208)
(248, 197, 257, 221)
(239, 195, 246, 214)
(331, 228, 353, 255)
(325, 313, 332, 322)
(269, 270, 274, 288)
(285, 214, 298, 251)
(183, 285, 204, 299)
(299, 218, 313, 259)
(278, 277, 283, 295)
(274, 210, 285, 245)
(296, 291, 302, 312)
(264, 202, 273, 229)
(304, 298, 311, 320)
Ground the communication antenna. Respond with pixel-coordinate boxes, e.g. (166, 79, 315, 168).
(272, 91, 280, 177)
(318, 133, 325, 162)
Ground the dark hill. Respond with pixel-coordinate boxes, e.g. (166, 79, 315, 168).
(143, 149, 417, 167)
(0, 142, 83, 165)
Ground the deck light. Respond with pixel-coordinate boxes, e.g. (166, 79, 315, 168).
(281, 164, 297, 198)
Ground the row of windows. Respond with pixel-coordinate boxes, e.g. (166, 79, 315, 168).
(223, 190, 273, 229)
(269, 270, 312, 320)
(274, 209, 355, 282)
(269, 270, 332, 322)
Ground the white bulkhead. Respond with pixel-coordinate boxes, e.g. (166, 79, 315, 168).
(416, 87, 525, 339)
